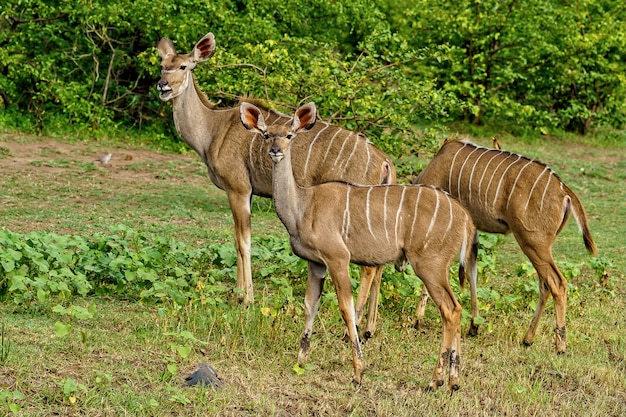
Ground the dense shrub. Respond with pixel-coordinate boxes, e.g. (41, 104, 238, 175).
(1, 0, 624, 152)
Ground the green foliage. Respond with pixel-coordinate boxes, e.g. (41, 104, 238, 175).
(3, 0, 623, 160)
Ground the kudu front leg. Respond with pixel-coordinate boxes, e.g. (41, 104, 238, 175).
(298, 262, 326, 366)
(329, 263, 366, 385)
(227, 190, 254, 304)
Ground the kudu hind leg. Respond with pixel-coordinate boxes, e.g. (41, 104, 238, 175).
(414, 265, 462, 391)
(361, 265, 384, 340)
(519, 242, 568, 353)
(413, 285, 430, 330)
(298, 262, 326, 365)
(354, 266, 377, 335)
(228, 191, 254, 304)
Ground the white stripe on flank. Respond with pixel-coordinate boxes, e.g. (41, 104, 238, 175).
(383, 187, 390, 243)
(505, 159, 535, 211)
(448, 143, 470, 193)
(483, 152, 515, 203)
(524, 166, 549, 211)
(540, 172, 554, 212)
(409, 186, 423, 247)
(366, 187, 375, 237)
(467, 147, 491, 205)
(424, 190, 440, 249)
(303, 123, 330, 178)
(492, 155, 522, 208)
(334, 132, 354, 167)
(444, 194, 453, 238)
(457, 147, 482, 200)
(340, 134, 360, 174)
(342, 186, 352, 240)
(322, 128, 343, 165)
(394, 186, 406, 247)
(364, 144, 372, 181)
(477, 152, 501, 203)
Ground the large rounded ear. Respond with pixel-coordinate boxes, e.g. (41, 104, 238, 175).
(240, 102, 267, 135)
(291, 102, 317, 134)
(192, 33, 216, 63)
(157, 38, 176, 59)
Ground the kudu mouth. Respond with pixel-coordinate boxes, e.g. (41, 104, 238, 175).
(157, 86, 173, 101)
(269, 151, 285, 163)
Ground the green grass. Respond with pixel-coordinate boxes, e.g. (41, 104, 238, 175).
(1, 132, 625, 416)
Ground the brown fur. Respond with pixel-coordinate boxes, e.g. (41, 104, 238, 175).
(412, 139, 597, 353)
(157, 33, 395, 305)
(241, 102, 478, 391)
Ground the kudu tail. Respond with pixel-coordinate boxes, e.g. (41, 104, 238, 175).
(563, 184, 598, 256)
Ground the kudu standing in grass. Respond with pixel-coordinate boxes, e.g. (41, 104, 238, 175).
(360, 138, 597, 354)
(157, 33, 394, 305)
(240, 102, 478, 391)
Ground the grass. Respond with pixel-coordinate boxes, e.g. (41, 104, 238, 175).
(0, 132, 625, 416)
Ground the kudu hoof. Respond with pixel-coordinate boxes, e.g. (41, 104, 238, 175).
(468, 323, 479, 337)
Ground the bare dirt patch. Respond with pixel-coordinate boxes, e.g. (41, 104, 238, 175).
(0, 134, 208, 186)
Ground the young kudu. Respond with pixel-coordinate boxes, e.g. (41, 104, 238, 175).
(157, 33, 395, 305)
(240, 102, 478, 391)
(359, 138, 597, 354)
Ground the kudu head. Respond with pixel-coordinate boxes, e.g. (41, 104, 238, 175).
(156, 32, 216, 101)
(239, 102, 317, 163)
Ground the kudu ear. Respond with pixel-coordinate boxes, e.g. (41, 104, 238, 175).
(192, 33, 216, 63)
(291, 102, 317, 134)
(240, 103, 267, 135)
(157, 38, 176, 59)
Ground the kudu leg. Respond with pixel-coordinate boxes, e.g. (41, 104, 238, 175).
(354, 265, 384, 340)
(354, 266, 376, 333)
(517, 239, 568, 353)
(298, 262, 326, 365)
(227, 190, 254, 304)
(414, 265, 462, 391)
(328, 260, 366, 385)
(413, 285, 430, 330)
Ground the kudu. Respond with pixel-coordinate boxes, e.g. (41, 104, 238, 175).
(240, 102, 478, 391)
(360, 138, 597, 354)
(157, 33, 395, 305)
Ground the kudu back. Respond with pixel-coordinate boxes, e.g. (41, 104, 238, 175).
(414, 138, 597, 353)
(240, 101, 478, 391)
(157, 32, 395, 305)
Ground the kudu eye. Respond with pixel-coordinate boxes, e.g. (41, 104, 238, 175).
(286, 134, 294, 140)
(180, 65, 187, 70)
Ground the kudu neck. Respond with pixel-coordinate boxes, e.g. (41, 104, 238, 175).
(271, 145, 303, 232)
(171, 74, 218, 158)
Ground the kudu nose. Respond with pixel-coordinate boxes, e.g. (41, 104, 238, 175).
(158, 80, 168, 89)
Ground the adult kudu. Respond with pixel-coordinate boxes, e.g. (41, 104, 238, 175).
(240, 102, 478, 391)
(156, 33, 395, 305)
(359, 138, 597, 354)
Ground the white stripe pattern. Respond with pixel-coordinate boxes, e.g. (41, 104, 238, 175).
(492, 155, 522, 208)
(383, 187, 390, 243)
(394, 186, 407, 247)
(342, 186, 352, 240)
(423, 189, 440, 249)
(409, 186, 423, 247)
(303, 123, 330, 178)
(365, 186, 375, 237)
(505, 159, 535, 210)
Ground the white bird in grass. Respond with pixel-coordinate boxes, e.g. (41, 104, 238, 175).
(95, 153, 112, 164)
